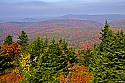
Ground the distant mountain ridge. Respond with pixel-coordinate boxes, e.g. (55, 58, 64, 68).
(1, 14, 125, 23)
(0, 19, 102, 28)
(37, 19, 103, 28)
(57, 14, 125, 23)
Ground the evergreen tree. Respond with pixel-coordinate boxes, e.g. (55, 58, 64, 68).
(78, 49, 92, 66)
(90, 21, 125, 83)
(32, 39, 68, 82)
(4, 35, 13, 45)
(100, 20, 112, 42)
(99, 20, 114, 52)
(0, 53, 10, 73)
(21, 38, 76, 83)
(58, 39, 77, 65)
(28, 37, 44, 67)
(44, 36, 49, 47)
(17, 30, 28, 47)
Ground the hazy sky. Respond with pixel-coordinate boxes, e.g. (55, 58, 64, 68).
(0, 0, 125, 19)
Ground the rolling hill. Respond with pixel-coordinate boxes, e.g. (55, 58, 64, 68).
(1, 14, 125, 48)
(0, 19, 102, 48)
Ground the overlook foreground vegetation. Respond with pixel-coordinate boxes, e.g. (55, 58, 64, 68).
(0, 20, 125, 83)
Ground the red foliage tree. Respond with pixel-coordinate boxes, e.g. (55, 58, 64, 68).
(0, 43, 21, 60)
(6, 43, 21, 60)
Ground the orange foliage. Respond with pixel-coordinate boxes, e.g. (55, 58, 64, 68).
(0, 73, 23, 83)
(0, 43, 21, 60)
(60, 65, 92, 83)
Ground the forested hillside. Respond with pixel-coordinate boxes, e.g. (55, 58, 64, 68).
(1, 14, 125, 48)
(0, 19, 102, 48)
(1, 20, 125, 83)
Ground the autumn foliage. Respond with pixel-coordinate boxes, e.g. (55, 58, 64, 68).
(0, 72, 23, 83)
(60, 65, 93, 83)
(0, 43, 22, 83)
(0, 43, 21, 60)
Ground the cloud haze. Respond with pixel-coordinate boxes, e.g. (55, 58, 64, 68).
(0, 0, 125, 19)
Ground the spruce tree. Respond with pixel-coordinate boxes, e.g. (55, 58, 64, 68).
(100, 20, 111, 42)
(17, 30, 28, 47)
(21, 38, 76, 83)
(90, 21, 125, 83)
(99, 20, 114, 52)
(78, 49, 92, 66)
(4, 35, 13, 45)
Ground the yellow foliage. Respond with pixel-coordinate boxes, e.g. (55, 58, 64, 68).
(20, 53, 31, 72)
